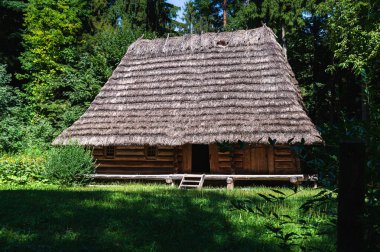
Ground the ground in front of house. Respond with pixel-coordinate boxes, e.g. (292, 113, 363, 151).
(0, 184, 336, 251)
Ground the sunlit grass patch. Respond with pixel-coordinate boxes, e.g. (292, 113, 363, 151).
(0, 183, 336, 251)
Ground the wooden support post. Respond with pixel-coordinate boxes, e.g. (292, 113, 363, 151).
(165, 177, 175, 187)
(338, 142, 366, 252)
(289, 176, 299, 185)
(289, 176, 301, 191)
(313, 181, 318, 189)
(226, 177, 234, 190)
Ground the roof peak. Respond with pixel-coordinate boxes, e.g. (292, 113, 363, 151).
(126, 26, 279, 58)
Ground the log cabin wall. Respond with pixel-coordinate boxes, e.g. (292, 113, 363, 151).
(93, 145, 183, 174)
(92, 144, 300, 175)
(273, 146, 301, 174)
(209, 144, 300, 174)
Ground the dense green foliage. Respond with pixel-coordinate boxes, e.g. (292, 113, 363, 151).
(45, 145, 96, 185)
(233, 188, 336, 251)
(0, 184, 336, 251)
(0, 64, 20, 116)
(0, 154, 46, 184)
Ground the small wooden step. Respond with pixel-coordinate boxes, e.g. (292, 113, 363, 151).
(179, 174, 205, 189)
(180, 185, 199, 188)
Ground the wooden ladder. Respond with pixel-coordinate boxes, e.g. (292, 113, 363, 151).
(179, 174, 205, 189)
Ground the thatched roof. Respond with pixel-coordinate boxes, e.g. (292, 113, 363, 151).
(53, 26, 322, 146)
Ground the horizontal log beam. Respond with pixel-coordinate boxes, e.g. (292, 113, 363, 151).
(94, 173, 315, 181)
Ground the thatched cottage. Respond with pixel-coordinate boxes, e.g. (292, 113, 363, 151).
(54, 26, 321, 177)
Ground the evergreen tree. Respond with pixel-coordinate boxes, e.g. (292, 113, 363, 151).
(183, 0, 222, 33)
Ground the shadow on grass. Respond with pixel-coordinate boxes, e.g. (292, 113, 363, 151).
(0, 187, 282, 252)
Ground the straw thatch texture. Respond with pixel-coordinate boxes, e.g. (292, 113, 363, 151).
(53, 26, 322, 146)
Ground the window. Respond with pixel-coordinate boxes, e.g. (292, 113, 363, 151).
(145, 145, 157, 159)
(105, 146, 115, 158)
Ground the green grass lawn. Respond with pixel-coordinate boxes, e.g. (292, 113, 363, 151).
(0, 184, 336, 251)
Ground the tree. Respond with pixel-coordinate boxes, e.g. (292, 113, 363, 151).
(182, 0, 222, 33)
(319, 0, 380, 121)
(19, 0, 88, 121)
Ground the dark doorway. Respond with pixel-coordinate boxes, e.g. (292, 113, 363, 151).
(192, 144, 210, 173)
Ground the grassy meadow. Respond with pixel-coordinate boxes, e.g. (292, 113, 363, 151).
(0, 184, 336, 251)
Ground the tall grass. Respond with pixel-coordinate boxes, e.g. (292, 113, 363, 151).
(0, 184, 336, 251)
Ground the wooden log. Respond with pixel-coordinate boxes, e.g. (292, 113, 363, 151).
(157, 150, 175, 156)
(116, 146, 145, 150)
(338, 142, 366, 252)
(96, 161, 175, 168)
(93, 173, 306, 181)
(95, 156, 174, 162)
(96, 168, 175, 174)
(165, 177, 175, 187)
(274, 148, 292, 155)
(226, 177, 234, 190)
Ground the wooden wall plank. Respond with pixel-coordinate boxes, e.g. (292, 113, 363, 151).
(117, 146, 145, 150)
(93, 145, 302, 175)
(181, 144, 192, 173)
(115, 149, 145, 156)
(97, 167, 175, 174)
(274, 146, 298, 174)
(97, 161, 175, 168)
(257, 147, 268, 174)
(243, 147, 251, 171)
(93, 145, 178, 175)
(250, 147, 257, 172)
(296, 155, 301, 173)
(267, 146, 275, 174)
(209, 144, 219, 173)
(95, 156, 175, 162)
(157, 150, 174, 156)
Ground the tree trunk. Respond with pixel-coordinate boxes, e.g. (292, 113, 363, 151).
(361, 80, 369, 121)
(281, 23, 287, 58)
(338, 142, 366, 252)
(223, 0, 227, 29)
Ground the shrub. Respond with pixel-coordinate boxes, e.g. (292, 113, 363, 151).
(0, 154, 47, 184)
(45, 144, 96, 186)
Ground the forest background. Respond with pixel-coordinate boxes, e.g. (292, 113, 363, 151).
(0, 1, 379, 250)
(0, 0, 379, 185)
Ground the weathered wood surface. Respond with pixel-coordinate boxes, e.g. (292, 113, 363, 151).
(93, 144, 300, 175)
(179, 174, 205, 189)
(217, 145, 299, 174)
(181, 144, 192, 173)
(273, 147, 299, 173)
(226, 177, 234, 190)
(94, 145, 182, 174)
(94, 173, 308, 181)
(209, 144, 219, 173)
